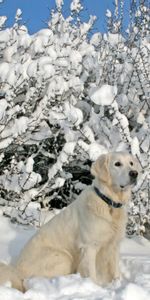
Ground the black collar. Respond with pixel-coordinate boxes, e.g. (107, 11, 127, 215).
(93, 186, 123, 208)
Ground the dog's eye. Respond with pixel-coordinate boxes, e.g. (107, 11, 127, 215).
(114, 162, 122, 167)
(130, 161, 133, 166)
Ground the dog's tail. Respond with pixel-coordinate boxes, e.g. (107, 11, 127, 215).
(0, 262, 24, 291)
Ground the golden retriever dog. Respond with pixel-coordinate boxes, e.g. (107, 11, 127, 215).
(0, 152, 140, 291)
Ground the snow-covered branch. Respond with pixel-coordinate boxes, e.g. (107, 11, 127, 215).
(0, 0, 149, 234)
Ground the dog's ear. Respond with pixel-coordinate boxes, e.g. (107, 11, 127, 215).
(91, 154, 109, 182)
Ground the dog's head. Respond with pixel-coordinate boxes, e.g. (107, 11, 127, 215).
(91, 152, 141, 192)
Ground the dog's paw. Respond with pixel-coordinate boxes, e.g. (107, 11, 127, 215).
(113, 277, 122, 288)
(107, 277, 122, 289)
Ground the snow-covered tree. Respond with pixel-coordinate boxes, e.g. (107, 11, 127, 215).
(0, 0, 149, 235)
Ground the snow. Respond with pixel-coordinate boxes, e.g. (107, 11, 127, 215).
(0, 164, 42, 193)
(131, 137, 140, 156)
(63, 141, 76, 155)
(70, 0, 83, 13)
(0, 0, 149, 255)
(121, 284, 149, 300)
(90, 33, 102, 46)
(0, 62, 9, 81)
(26, 157, 34, 173)
(89, 85, 117, 106)
(64, 102, 83, 127)
(0, 137, 13, 150)
(77, 140, 108, 161)
(70, 50, 82, 67)
(56, 0, 64, 9)
(51, 177, 65, 189)
(15, 8, 22, 21)
(89, 143, 108, 161)
(0, 16, 7, 28)
(106, 9, 112, 18)
(104, 33, 125, 46)
(0, 29, 10, 44)
(1, 117, 29, 138)
(0, 99, 8, 120)
(82, 125, 95, 143)
(141, 136, 149, 153)
(0, 214, 150, 300)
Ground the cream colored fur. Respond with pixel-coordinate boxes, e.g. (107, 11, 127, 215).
(0, 152, 140, 291)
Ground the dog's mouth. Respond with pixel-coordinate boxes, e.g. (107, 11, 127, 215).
(120, 185, 125, 189)
(120, 180, 137, 189)
(120, 185, 128, 190)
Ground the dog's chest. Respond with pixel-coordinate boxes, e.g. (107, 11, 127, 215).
(93, 208, 126, 244)
(87, 198, 126, 240)
(76, 195, 127, 249)
(108, 208, 127, 240)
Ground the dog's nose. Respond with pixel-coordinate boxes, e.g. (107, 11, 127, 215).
(129, 170, 138, 179)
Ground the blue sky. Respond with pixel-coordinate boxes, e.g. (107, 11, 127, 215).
(0, 0, 130, 34)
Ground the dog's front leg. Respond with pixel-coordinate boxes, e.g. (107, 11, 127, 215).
(108, 246, 121, 281)
(77, 245, 98, 284)
(96, 244, 121, 285)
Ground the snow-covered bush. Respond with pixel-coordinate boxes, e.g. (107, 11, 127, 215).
(0, 0, 149, 234)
